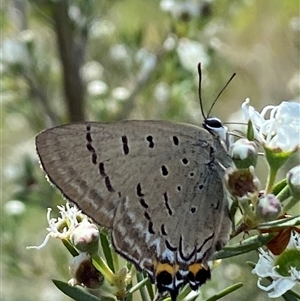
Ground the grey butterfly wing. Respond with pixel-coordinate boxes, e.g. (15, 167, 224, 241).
(105, 121, 232, 276)
(36, 120, 232, 278)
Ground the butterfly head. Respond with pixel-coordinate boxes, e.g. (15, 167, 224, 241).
(203, 117, 229, 143)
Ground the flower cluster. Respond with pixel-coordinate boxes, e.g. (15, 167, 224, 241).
(225, 99, 300, 298)
(28, 203, 132, 299)
(252, 230, 300, 298)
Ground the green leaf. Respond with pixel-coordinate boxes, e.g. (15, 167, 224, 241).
(204, 282, 243, 301)
(257, 215, 300, 230)
(132, 273, 149, 301)
(272, 178, 288, 196)
(145, 275, 154, 301)
(52, 279, 115, 301)
(213, 233, 274, 259)
(100, 232, 115, 273)
(62, 239, 79, 257)
(246, 120, 255, 141)
(282, 289, 300, 301)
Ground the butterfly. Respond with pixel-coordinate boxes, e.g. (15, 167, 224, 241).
(36, 64, 235, 300)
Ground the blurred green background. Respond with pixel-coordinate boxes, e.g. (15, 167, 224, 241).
(1, 0, 299, 301)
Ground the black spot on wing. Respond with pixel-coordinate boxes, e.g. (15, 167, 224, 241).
(161, 165, 169, 176)
(146, 135, 154, 148)
(172, 136, 179, 145)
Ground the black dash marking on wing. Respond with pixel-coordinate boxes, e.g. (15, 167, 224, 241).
(137, 183, 145, 197)
(196, 232, 215, 253)
(148, 221, 155, 234)
(121, 135, 129, 155)
(179, 236, 197, 262)
(139, 198, 149, 209)
(105, 176, 115, 192)
(144, 211, 155, 234)
(144, 211, 151, 220)
(86, 125, 97, 164)
(165, 239, 177, 251)
(86, 132, 92, 143)
(99, 162, 106, 176)
(163, 192, 173, 215)
(161, 224, 167, 236)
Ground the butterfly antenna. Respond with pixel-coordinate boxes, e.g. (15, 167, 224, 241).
(223, 122, 247, 126)
(207, 72, 236, 117)
(198, 63, 206, 120)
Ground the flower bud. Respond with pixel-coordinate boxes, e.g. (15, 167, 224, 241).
(69, 252, 104, 289)
(256, 194, 281, 221)
(225, 166, 260, 200)
(70, 219, 99, 254)
(287, 165, 300, 199)
(230, 138, 258, 168)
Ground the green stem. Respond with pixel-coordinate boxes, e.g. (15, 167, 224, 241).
(272, 178, 287, 195)
(111, 249, 119, 274)
(136, 273, 149, 301)
(204, 283, 243, 301)
(276, 184, 291, 202)
(240, 200, 256, 225)
(265, 165, 278, 194)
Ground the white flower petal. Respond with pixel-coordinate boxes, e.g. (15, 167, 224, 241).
(268, 278, 296, 298)
(252, 251, 275, 277)
(241, 100, 300, 152)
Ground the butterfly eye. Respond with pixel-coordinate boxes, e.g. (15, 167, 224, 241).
(204, 117, 223, 129)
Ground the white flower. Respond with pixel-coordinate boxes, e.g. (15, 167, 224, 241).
(4, 200, 26, 215)
(160, 0, 201, 19)
(176, 38, 209, 72)
(1, 38, 30, 65)
(27, 203, 87, 249)
(87, 80, 108, 96)
(242, 99, 300, 153)
(252, 231, 300, 298)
